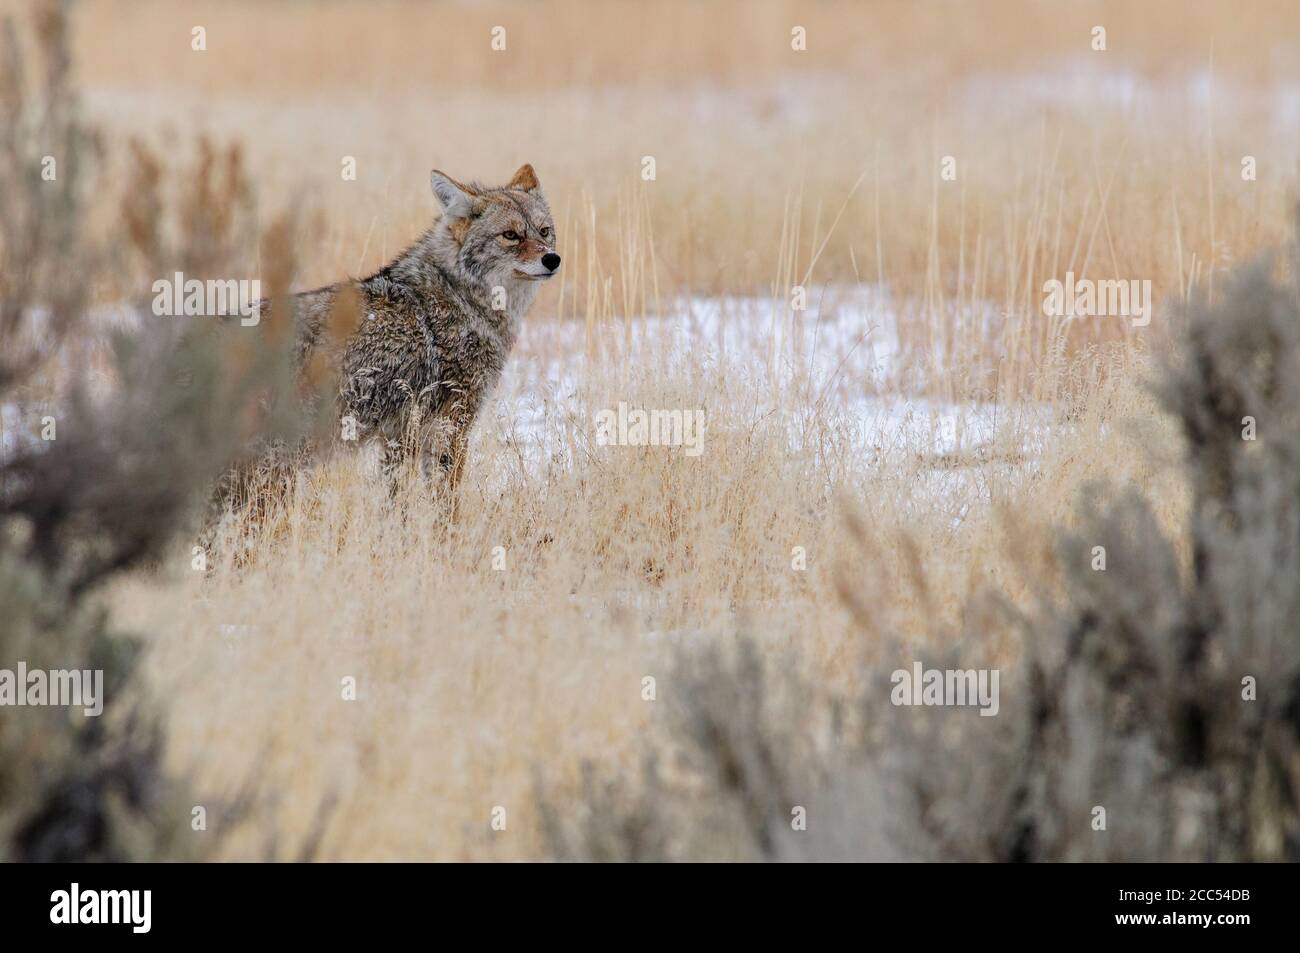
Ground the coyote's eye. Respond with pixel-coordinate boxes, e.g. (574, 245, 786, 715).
(502, 230, 521, 242)
(539, 227, 551, 239)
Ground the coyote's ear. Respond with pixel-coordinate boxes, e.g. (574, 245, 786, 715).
(507, 163, 542, 194)
(430, 170, 475, 218)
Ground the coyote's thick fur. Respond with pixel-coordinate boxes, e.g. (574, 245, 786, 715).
(213, 164, 558, 529)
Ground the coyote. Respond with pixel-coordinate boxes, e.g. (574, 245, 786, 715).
(216, 164, 558, 527)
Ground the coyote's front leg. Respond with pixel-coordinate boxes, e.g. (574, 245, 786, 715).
(420, 412, 472, 521)
(446, 426, 471, 523)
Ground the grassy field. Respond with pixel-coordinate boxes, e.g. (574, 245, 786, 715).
(109, 346, 1189, 859)
(7, 0, 1297, 859)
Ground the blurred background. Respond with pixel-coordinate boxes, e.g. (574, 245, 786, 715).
(47, 0, 1300, 395)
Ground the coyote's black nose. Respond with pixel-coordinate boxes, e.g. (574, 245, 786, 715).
(542, 253, 561, 272)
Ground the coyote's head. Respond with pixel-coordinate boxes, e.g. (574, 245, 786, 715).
(428, 164, 560, 300)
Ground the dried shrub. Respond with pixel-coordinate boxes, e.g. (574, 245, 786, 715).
(0, 2, 320, 860)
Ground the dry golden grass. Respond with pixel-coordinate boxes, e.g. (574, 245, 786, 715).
(103, 330, 1187, 860)
(56, 0, 1279, 857)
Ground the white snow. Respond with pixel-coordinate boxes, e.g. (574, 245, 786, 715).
(491, 285, 1051, 471)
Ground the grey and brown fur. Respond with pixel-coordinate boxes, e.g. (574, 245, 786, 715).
(219, 164, 559, 529)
